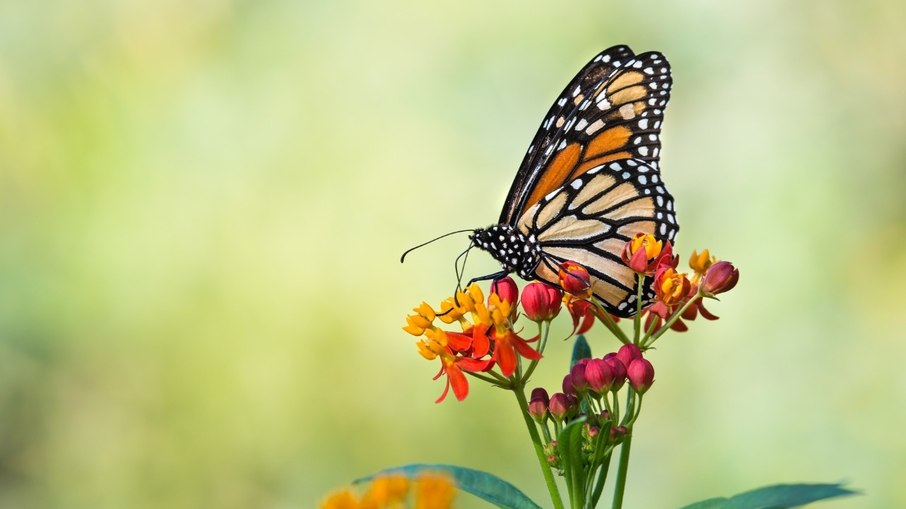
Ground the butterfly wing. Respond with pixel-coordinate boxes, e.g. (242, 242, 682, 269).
(516, 159, 678, 316)
(499, 47, 673, 226)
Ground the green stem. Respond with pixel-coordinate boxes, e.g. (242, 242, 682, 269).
(513, 384, 564, 509)
(521, 322, 549, 384)
(590, 299, 630, 344)
(610, 434, 632, 509)
(467, 371, 508, 387)
(643, 289, 703, 348)
(633, 275, 644, 344)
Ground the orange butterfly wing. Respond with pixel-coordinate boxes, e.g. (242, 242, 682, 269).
(500, 48, 672, 225)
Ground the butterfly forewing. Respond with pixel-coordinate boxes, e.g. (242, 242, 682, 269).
(500, 47, 673, 226)
(499, 45, 635, 225)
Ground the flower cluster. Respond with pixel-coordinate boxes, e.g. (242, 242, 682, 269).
(625, 236, 739, 336)
(320, 473, 456, 509)
(404, 232, 738, 403)
(404, 280, 542, 402)
(527, 343, 655, 474)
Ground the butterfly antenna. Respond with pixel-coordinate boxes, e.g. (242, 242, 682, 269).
(452, 243, 475, 307)
(400, 229, 474, 263)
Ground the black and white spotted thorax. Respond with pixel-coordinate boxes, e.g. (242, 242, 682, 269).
(471, 225, 541, 279)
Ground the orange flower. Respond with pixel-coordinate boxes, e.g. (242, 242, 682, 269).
(654, 267, 692, 307)
(621, 233, 665, 274)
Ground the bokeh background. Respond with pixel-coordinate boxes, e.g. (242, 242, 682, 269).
(2, 0, 905, 508)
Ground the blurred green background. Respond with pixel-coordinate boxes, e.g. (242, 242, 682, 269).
(2, 0, 904, 508)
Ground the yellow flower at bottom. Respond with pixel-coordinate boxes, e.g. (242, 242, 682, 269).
(362, 475, 410, 508)
(414, 474, 457, 509)
(320, 489, 360, 509)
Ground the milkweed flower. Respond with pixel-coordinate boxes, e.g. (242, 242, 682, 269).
(558, 260, 592, 298)
(585, 358, 614, 394)
(529, 387, 549, 421)
(701, 260, 739, 297)
(414, 473, 457, 509)
(564, 296, 602, 335)
(319, 473, 457, 509)
(405, 282, 541, 400)
(627, 358, 655, 394)
(522, 281, 562, 322)
(490, 276, 519, 305)
(654, 267, 692, 307)
(621, 233, 670, 274)
(688, 249, 716, 283)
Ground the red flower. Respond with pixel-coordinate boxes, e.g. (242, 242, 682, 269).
(564, 297, 609, 335)
(585, 358, 613, 394)
(558, 261, 592, 298)
(701, 261, 739, 297)
(434, 352, 495, 403)
(627, 358, 655, 394)
(521, 282, 562, 322)
(491, 328, 541, 377)
(490, 276, 519, 305)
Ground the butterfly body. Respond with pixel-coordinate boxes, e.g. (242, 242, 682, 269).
(470, 45, 679, 318)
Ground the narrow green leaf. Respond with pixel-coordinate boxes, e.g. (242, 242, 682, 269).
(571, 335, 592, 367)
(677, 497, 729, 509)
(354, 464, 542, 509)
(722, 483, 857, 508)
(678, 482, 857, 509)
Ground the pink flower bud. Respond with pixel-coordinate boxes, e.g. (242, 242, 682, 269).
(584, 423, 600, 438)
(584, 358, 613, 394)
(521, 282, 563, 322)
(615, 344, 642, 369)
(603, 354, 627, 391)
(561, 372, 574, 394)
(627, 358, 655, 394)
(701, 261, 739, 297)
(549, 392, 571, 421)
(490, 276, 519, 304)
(528, 387, 549, 421)
(558, 261, 592, 298)
(610, 425, 628, 440)
(569, 360, 589, 393)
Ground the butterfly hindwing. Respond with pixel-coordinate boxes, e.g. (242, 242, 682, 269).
(500, 48, 673, 226)
(515, 159, 677, 316)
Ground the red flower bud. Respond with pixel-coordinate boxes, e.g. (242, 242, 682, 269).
(549, 392, 571, 421)
(615, 344, 642, 369)
(490, 276, 519, 305)
(558, 261, 592, 297)
(584, 358, 613, 394)
(568, 360, 589, 394)
(627, 358, 655, 394)
(610, 425, 628, 440)
(528, 387, 549, 421)
(521, 282, 562, 322)
(603, 354, 627, 391)
(701, 261, 739, 297)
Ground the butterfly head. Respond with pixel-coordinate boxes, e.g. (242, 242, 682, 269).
(470, 225, 542, 280)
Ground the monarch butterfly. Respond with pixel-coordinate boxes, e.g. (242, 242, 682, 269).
(469, 45, 678, 317)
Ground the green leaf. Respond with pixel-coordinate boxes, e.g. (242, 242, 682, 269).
(557, 418, 588, 507)
(571, 335, 592, 367)
(354, 464, 542, 509)
(678, 483, 857, 509)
